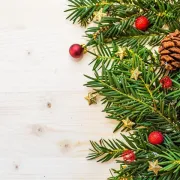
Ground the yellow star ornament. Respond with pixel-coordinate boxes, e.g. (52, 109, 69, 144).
(148, 160, 162, 175)
(119, 178, 131, 180)
(116, 47, 127, 60)
(122, 118, 135, 129)
(94, 8, 106, 22)
(130, 67, 142, 80)
(85, 92, 97, 105)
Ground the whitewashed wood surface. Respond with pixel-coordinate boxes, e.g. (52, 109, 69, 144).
(0, 0, 121, 179)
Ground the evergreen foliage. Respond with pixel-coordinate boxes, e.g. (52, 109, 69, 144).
(66, 0, 180, 179)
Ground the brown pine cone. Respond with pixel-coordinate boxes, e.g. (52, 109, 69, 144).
(159, 30, 180, 70)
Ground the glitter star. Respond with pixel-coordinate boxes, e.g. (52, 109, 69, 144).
(85, 92, 97, 105)
(122, 118, 135, 129)
(148, 160, 162, 175)
(94, 8, 106, 22)
(116, 47, 127, 60)
(131, 67, 142, 80)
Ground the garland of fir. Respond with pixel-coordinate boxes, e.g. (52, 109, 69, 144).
(66, 0, 180, 179)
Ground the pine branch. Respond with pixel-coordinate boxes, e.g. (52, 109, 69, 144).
(66, 0, 180, 47)
(85, 48, 180, 132)
(88, 42, 124, 70)
(65, 0, 117, 26)
(88, 43, 158, 71)
(66, 1, 180, 179)
(84, 0, 180, 47)
(88, 130, 155, 162)
(88, 130, 180, 179)
(86, 28, 167, 48)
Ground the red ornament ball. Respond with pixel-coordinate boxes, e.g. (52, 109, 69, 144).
(122, 150, 136, 162)
(69, 44, 84, 58)
(135, 16, 150, 31)
(148, 131, 164, 145)
(160, 76, 172, 89)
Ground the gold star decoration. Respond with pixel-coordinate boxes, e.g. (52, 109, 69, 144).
(122, 118, 135, 129)
(116, 47, 127, 60)
(148, 160, 162, 175)
(119, 176, 132, 180)
(93, 8, 107, 22)
(122, 165, 128, 169)
(130, 67, 142, 80)
(85, 92, 97, 105)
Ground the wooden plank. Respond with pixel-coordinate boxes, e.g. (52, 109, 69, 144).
(0, 0, 120, 179)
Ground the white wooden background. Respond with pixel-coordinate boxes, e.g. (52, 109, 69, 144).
(0, 0, 121, 179)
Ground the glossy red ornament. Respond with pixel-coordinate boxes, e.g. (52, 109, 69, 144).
(69, 44, 84, 58)
(160, 76, 172, 89)
(148, 131, 164, 145)
(135, 16, 150, 31)
(122, 150, 136, 162)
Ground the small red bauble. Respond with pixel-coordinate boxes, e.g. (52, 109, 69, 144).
(160, 76, 172, 89)
(69, 44, 84, 58)
(122, 150, 136, 162)
(148, 131, 164, 145)
(135, 16, 150, 31)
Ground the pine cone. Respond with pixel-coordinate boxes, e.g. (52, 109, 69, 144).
(159, 30, 180, 70)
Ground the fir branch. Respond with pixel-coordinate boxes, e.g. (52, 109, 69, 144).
(65, 0, 117, 26)
(88, 43, 159, 71)
(88, 43, 122, 70)
(66, 0, 180, 179)
(85, 48, 180, 132)
(88, 130, 180, 179)
(84, 0, 180, 47)
(86, 26, 167, 48)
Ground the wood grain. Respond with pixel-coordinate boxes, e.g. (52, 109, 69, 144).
(0, 0, 121, 179)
